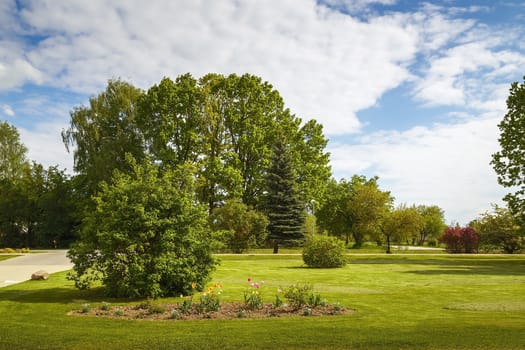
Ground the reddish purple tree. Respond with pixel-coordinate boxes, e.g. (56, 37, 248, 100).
(439, 226, 479, 253)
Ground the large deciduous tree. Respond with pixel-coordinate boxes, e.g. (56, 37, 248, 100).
(264, 136, 306, 253)
(492, 76, 525, 224)
(0, 120, 30, 182)
(67, 157, 217, 298)
(62, 79, 145, 195)
(136, 73, 331, 212)
(317, 176, 393, 247)
(0, 122, 75, 248)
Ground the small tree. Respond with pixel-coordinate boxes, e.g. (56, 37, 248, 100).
(416, 205, 446, 245)
(439, 226, 479, 253)
(380, 205, 422, 254)
(471, 205, 523, 253)
(209, 199, 268, 253)
(67, 157, 217, 298)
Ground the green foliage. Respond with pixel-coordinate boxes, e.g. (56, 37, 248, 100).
(380, 205, 422, 253)
(0, 120, 30, 182)
(197, 284, 222, 313)
(282, 283, 325, 310)
(67, 157, 217, 298)
(148, 304, 166, 314)
(471, 205, 523, 253)
(80, 304, 90, 314)
(317, 176, 393, 247)
(0, 161, 76, 248)
(134, 73, 330, 212)
(180, 298, 193, 314)
(264, 136, 306, 252)
(293, 119, 332, 205)
(283, 283, 312, 309)
(209, 199, 268, 253)
(62, 79, 145, 196)
(416, 205, 446, 245)
(302, 235, 346, 268)
(492, 76, 525, 224)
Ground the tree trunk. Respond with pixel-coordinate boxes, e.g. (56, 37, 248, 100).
(386, 235, 391, 254)
(273, 241, 279, 254)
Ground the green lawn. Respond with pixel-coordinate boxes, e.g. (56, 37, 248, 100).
(0, 254, 523, 349)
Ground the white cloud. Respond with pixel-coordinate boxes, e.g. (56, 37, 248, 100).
(1, 104, 14, 117)
(0, 41, 44, 90)
(329, 112, 508, 224)
(320, 0, 397, 13)
(7, 0, 423, 135)
(18, 120, 73, 172)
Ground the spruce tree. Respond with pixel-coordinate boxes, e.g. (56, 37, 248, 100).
(264, 136, 305, 253)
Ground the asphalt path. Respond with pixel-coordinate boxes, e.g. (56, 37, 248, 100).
(0, 250, 73, 288)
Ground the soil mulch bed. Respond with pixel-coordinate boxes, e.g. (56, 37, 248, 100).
(70, 302, 352, 321)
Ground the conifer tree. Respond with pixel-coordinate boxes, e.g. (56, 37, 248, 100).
(264, 136, 305, 253)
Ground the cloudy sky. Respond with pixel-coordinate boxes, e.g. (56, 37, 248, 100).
(1, 0, 524, 224)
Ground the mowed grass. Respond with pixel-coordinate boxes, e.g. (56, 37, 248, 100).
(0, 254, 524, 349)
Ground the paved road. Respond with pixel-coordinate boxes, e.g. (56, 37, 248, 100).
(0, 250, 73, 288)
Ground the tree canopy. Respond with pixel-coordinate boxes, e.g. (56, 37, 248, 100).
(492, 76, 525, 224)
(317, 176, 393, 247)
(0, 120, 30, 182)
(63, 74, 331, 214)
(380, 205, 422, 253)
(471, 205, 523, 253)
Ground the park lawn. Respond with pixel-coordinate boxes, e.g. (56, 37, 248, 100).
(0, 254, 523, 349)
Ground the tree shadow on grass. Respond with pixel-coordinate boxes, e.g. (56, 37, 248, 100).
(404, 265, 525, 276)
(349, 257, 525, 276)
(0, 284, 108, 304)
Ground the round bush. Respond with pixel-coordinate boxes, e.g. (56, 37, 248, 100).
(302, 235, 346, 268)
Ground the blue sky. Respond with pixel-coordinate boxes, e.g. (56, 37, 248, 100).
(1, 0, 524, 224)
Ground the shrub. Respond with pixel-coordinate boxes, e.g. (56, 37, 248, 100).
(67, 158, 218, 298)
(81, 304, 90, 314)
(439, 226, 479, 253)
(283, 283, 313, 309)
(180, 298, 193, 314)
(197, 283, 222, 313)
(302, 235, 346, 268)
(148, 304, 166, 314)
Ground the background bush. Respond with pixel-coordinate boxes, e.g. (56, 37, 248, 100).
(439, 226, 479, 253)
(302, 235, 346, 268)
